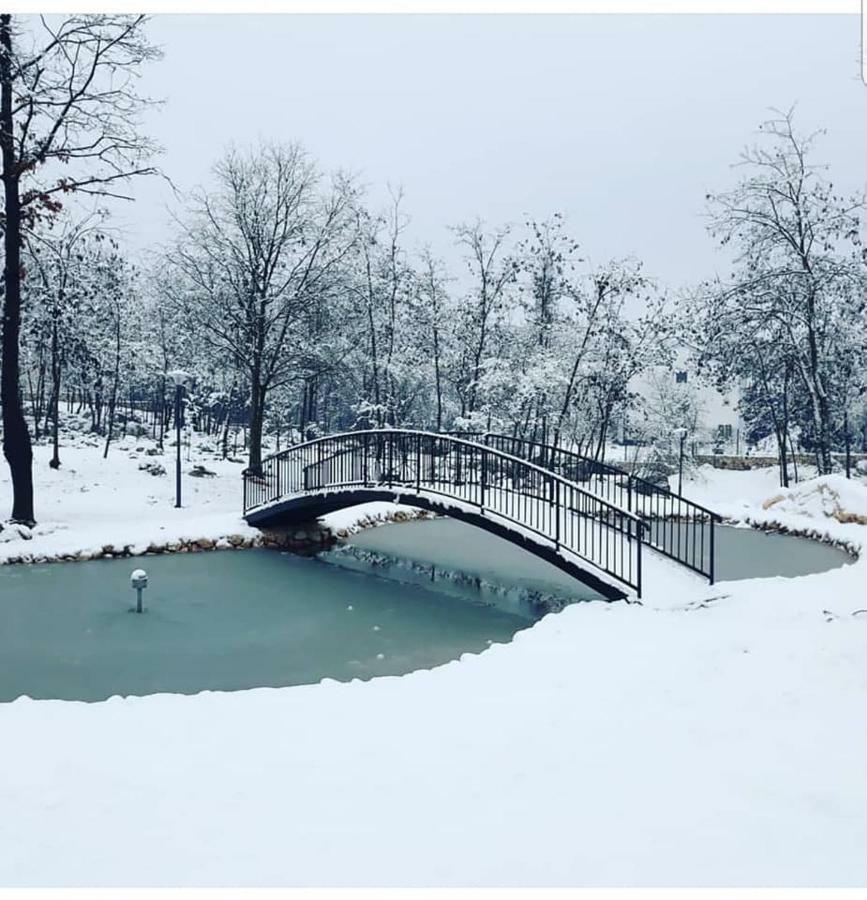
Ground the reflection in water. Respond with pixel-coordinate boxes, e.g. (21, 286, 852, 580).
(337, 516, 851, 597)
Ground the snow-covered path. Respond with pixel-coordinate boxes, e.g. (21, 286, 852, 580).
(0, 442, 865, 886)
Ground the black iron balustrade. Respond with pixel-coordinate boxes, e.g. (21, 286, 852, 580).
(243, 429, 649, 596)
(449, 431, 720, 583)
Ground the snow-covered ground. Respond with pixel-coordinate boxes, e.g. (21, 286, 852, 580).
(0, 438, 259, 561)
(1, 439, 866, 886)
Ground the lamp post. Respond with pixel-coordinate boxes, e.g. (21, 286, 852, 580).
(674, 427, 688, 496)
(166, 370, 192, 508)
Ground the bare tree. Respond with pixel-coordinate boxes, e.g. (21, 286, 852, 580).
(25, 211, 105, 469)
(552, 260, 669, 455)
(513, 214, 582, 445)
(0, 13, 160, 523)
(702, 108, 866, 475)
(450, 220, 516, 421)
(98, 251, 135, 460)
(351, 189, 414, 427)
(412, 248, 453, 432)
(167, 142, 358, 472)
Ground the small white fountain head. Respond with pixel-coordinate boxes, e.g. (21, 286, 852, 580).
(130, 569, 148, 614)
(130, 569, 148, 590)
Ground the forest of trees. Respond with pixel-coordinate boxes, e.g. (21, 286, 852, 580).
(2, 14, 867, 524)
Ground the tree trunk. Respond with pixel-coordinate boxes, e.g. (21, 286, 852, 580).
(157, 374, 167, 449)
(802, 287, 833, 475)
(844, 409, 851, 479)
(103, 310, 122, 459)
(815, 393, 833, 475)
(221, 409, 231, 459)
(789, 434, 799, 484)
(49, 318, 61, 469)
(776, 427, 789, 488)
(433, 326, 443, 433)
(0, 16, 35, 524)
(247, 376, 265, 474)
(26, 359, 44, 440)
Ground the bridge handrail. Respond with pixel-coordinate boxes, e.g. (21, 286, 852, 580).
(244, 428, 647, 527)
(449, 431, 722, 520)
(444, 430, 719, 583)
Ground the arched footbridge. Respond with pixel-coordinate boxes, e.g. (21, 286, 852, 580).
(242, 429, 721, 601)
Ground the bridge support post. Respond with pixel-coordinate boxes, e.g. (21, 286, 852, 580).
(709, 516, 715, 584)
(362, 432, 369, 484)
(554, 477, 560, 548)
(388, 434, 393, 487)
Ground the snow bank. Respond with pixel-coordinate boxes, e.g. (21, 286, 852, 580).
(0, 442, 865, 886)
(323, 502, 433, 535)
(0, 442, 261, 564)
(761, 474, 867, 526)
(2, 577, 866, 887)
(0, 441, 412, 566)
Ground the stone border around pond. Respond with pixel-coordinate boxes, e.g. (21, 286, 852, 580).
(0, 506, 437, 567)
(1, 533, 267, 566)
(3, 507, 853, 572)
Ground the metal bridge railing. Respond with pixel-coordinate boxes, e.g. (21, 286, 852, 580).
(243, 429, 649, 596)
(450, 431, 720, 583)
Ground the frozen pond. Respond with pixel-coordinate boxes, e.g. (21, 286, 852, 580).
(0, 549, 533, 703)
(335, 517, 852, 603)
(645, 519, 852, 581)
(0, 517, 849, 704)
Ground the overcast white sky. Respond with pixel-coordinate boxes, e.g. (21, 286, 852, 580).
(116, 13, 867, 290)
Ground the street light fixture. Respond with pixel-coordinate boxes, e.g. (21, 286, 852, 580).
(166, 370, 192, 508)
(674, 426, 688, 496)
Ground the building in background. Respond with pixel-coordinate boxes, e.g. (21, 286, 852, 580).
(623, 361, 745, 456)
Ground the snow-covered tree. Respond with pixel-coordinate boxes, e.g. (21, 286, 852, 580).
(23, 212, 109, 467)
(694, 108, 867, 476)
(449, 220, 518, 425)
(165, 141, 359, 472)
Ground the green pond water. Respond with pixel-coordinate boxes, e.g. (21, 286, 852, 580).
(0, 518, 849, 703)
(0, 548, 532, 703)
